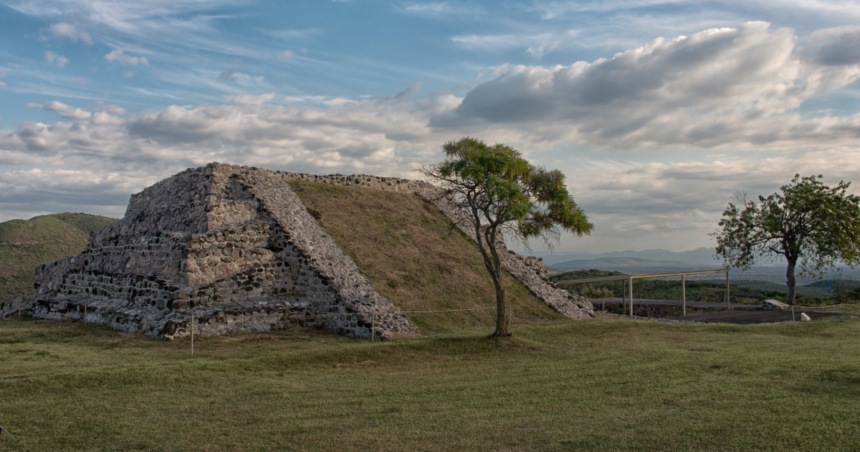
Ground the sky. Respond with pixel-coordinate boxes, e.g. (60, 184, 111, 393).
(1, 0, 860, 255)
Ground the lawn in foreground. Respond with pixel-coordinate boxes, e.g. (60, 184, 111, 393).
(1, 317, 859, 451)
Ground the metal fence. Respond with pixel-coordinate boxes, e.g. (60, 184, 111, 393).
(555, 268, 731, 317)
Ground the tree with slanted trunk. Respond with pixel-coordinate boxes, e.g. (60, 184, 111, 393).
(713, 174, 860, 305)
(418, 137, 593, 337)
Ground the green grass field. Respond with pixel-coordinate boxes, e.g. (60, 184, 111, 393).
(1, 316, 859, 451)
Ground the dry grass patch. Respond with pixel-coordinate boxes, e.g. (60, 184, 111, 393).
(288, 181, 563, 334)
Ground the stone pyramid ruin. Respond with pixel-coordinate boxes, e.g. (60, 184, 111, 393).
(0, 163, 593, 340)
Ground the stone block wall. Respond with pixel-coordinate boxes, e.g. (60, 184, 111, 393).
(229, 166, 418, 339)
(4, 163, 419, 340)
(2, 162, 591, 339)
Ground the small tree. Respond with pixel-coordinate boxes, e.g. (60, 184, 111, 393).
(714, 174, 860, 304)
(418, 137, 593, 337)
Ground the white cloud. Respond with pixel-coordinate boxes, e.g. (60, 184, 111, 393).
(441, 22, 860, 150)
(44, 50, 69, 67)
(0, 71, 5, 87)
(0, 168, 151, 220)
(27, 101, 92, 120)
(3, 22, 860, 251)
(266, 29, 321, 40)
(8, 0, 245, 35)
(452, 32, 568, 59)
(224, 93, 276, 105)
(452, 33, 534, 50)
(552, 147, 860, 252)
(398, 2, 482, 17)
(525, 41, 560, 60)
(104, 48, 149, 66)
(273, 50, 294, 61)
(99, 104, 127, 115)
(48, 22, 93, 44)
(532, 0, 683, 19)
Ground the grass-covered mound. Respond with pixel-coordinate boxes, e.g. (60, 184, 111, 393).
(2, 315, 859, 450)
(289, 181, 563, 334)
(0, 213, 118, 302)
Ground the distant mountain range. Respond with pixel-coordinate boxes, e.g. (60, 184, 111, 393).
(552, 257, 705, 271)
(535, 247, 723, 266)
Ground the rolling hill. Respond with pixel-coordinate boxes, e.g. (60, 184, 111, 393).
(0, 213, 118, 302)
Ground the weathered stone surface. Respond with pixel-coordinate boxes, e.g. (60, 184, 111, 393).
(0, 163, 592, 338)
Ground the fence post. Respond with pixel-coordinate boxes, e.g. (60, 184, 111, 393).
(725, 270, 730, 310)
(628, 276, 634, 317)
(682, 275, 686, 316)
(622, 280, 627, 314)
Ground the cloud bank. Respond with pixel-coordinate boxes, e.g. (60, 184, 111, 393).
(2, 22, 860, 252)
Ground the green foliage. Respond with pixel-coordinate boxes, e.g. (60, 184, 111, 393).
(714, 174, 860, 304)
(434, 137, 592, 242)
(0, 213, 118, 302)
(420, 137, 592, 336)
(575, 284, 613, 299)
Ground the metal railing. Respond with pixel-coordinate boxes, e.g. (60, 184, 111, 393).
(555, 268, 731, 317)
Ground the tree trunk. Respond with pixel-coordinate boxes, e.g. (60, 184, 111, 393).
(492, 274, 509, 338)
(471, 214, 510, 338)
(487, 240, 509, 338)
(786, 257, 798, 305)
(484, 228, 509, 338)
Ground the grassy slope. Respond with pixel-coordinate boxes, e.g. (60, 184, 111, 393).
(1, 317, 859, 451)
(0, 213, 118, 302)
(288, 181, 562, 334)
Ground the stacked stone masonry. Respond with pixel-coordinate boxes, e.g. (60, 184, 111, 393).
(1, 162, 592, 339)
